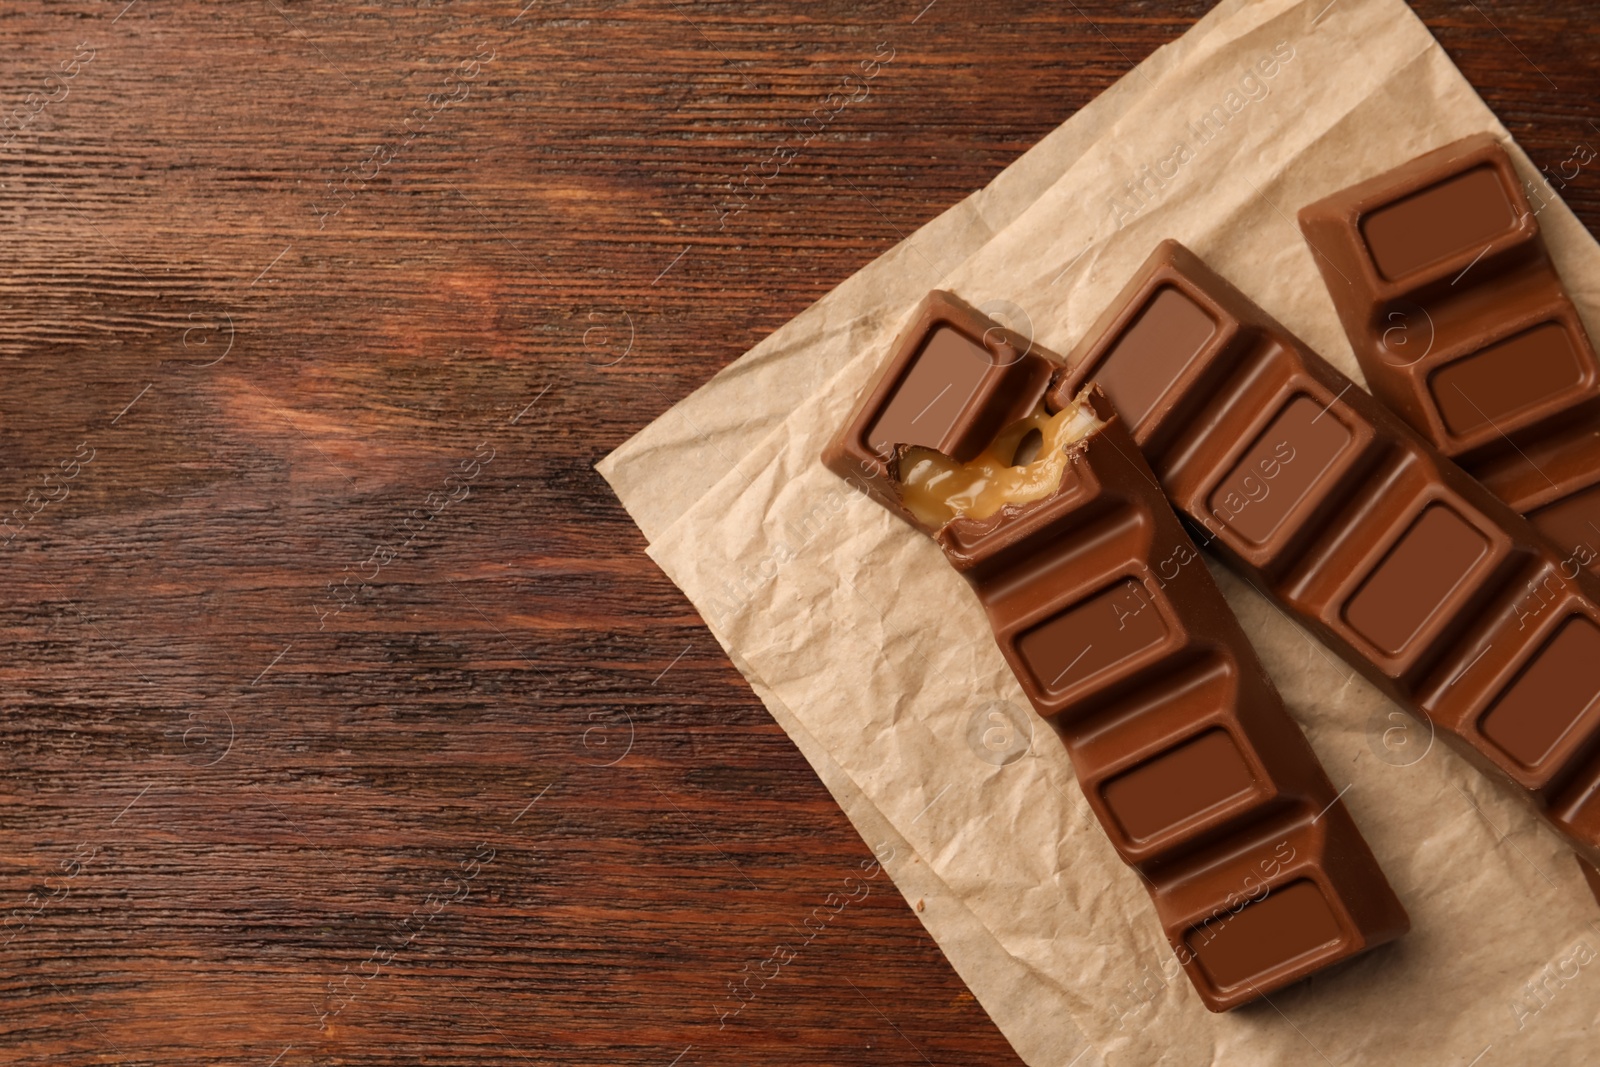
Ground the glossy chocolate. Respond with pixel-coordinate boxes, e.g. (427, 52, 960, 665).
(823, 295, 1408, 1011)
(1186, 879, 1344, 990)
(1052, 239, 1600, 863)
(823, 289, 1055, 528)
(1299, 135, 1600, 575)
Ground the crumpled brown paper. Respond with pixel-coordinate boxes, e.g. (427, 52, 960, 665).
(598, 0, 1600, 1063)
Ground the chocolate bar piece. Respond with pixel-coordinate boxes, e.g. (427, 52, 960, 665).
(824, 294, 1407, 1011)
(825, 290, 1057, 526)
(1051, 239, 1600, 861)
(1298, 134, 1600, 575)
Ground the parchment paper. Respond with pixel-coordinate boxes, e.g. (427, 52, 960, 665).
(600, 0, 1600, 1063)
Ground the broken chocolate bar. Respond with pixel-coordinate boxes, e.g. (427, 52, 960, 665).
(1051, 239, 1600, 862)
(1299, 134, 1600, 575)
(823, 292, 1407, 1011)
(825, 290, 1057, 527)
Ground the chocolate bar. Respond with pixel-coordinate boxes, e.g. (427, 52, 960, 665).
(1298, 134, 1600, 575)
(823, 292, 1407, 1011)
(1051, 239, 1600, 861)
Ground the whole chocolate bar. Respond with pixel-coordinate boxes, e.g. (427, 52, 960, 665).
(824, 291, 1407, 1012)
(1050, 239, 1600, 860)
(1298, 134, 1600, 575)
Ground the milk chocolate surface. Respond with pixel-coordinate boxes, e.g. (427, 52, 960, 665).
(823, 293, 1407, 1011)
(1053, 240, 1600, 863)
(867, 327, 998, 456)
(1207, 394, 1349, 545)
(1093, 285, 1218, 426)
(1358, 163, 1516, 279)
(1343, 504, 1490, 656)
(1186, 879, 1344, 990)
(1299, 135, 1600, 576)
(823, 290, 1054, 522)
(1102, 729, 1256, 842)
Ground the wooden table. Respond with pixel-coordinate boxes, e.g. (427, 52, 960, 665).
(2, 2, 1595, 1063)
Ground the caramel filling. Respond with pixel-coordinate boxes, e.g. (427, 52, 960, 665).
(899, 401, 1103, 528)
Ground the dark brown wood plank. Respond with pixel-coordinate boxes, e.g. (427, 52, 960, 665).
(0, 1, 1595, 1063)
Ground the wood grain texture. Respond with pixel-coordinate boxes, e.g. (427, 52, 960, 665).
(1, 1, 1596, 1063)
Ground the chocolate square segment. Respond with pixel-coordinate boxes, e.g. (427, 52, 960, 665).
(1207, 394, 1352, 545)
(1101, 729, 1257, 843)
(1015, 578, 1167, 696)
(1089, 285, 1217, 431)
(1185, 881, 1344, 991)
(821, 289, 1055, 527)
(1427, 321, 1586, 436)
(866, 326, 1007, 457)
(1343, 504, 1489, 657)
(1359, 164, 1518, 280)
(1481, 615, 1600, 771)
